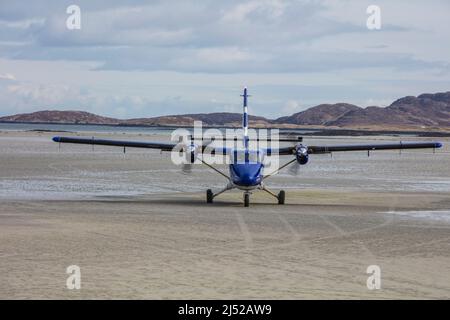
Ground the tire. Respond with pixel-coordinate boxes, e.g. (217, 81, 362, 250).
(244, 193, 250, 207)
(278, 190, 285, 205)
(206, 189, 213, 203)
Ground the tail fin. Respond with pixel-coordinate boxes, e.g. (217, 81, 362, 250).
(241, 87, 250, 147)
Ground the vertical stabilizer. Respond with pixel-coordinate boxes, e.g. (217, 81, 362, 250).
(241, 87, 250, 148)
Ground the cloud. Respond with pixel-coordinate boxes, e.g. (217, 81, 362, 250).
(3, 82, 82, 111)
(0, 78, 237, 118)
(1, 0, 447, 76)
(221, 0, 286, 23)
(0, 73, 16, 81)
(3, 0, 431, 74)
(0, 0, 449, 118)
(282, 100, 305, 115)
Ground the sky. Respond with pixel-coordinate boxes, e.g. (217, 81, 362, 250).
(0, 0, 449, 119)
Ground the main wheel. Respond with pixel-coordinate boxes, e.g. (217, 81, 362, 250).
(244, 193, 250, 207)
(278, 190, 285, 205)
(206, 189, 213, 203)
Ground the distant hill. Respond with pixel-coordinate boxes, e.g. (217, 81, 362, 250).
(1, 91, 449, 130)
(275, 103, 360, 125)
(0, 110, 120, 125)
(122, 113, 271, 127)
(328, 92, 450, 128)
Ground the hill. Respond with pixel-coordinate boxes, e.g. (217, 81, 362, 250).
(0, 110, 120, 125)
(1, 91, 449, 130)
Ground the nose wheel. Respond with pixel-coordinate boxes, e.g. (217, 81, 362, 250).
(278, 190, 285, 205)
(206, 189, 213, 203)
(244, 193, 250, 207)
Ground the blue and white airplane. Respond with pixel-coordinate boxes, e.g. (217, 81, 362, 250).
(53, 88, 443, 207)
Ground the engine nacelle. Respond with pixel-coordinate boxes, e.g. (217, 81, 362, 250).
(183, 143, 199, 164)
(295, 144, 309, 165)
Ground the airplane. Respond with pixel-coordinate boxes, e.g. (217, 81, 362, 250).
(52, 87, 443, 207)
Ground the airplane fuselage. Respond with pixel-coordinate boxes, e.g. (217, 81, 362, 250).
(229, 163, 264, 189)
(228, 148, 265, 190)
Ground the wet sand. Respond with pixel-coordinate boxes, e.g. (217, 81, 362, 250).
(1, 131, 450, 299)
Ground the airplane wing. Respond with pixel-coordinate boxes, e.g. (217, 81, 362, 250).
(52, 136, 176, 151)
(53, 136, 241, 154)
(307, 141, 443, 154)
(267, 141, 443, 155)
(53, 137, 443, 155)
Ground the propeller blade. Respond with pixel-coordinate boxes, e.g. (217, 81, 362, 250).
(288, 161, 301, 175)
(182, 163, 193, 174)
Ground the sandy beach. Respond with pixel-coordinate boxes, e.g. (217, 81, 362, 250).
(1, 130, 450, 299)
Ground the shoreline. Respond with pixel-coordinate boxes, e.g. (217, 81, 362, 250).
(1, 121, 450, 137)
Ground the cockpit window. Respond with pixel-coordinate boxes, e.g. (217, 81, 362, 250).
(239, 151, 246, 163)
(248, 152, 259, 163)
(231, 150, 263, 164)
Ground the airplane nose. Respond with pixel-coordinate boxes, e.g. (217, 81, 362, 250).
(239, 172, 261, 185)
(241, 173, 252, 183)
(231, 164, 262, 186)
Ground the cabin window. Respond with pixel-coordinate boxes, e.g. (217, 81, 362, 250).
(248, 152, 259, 163)
(236, 151, 246, 164)
(231, 150, 262, 164)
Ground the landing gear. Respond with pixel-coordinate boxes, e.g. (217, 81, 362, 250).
(261, 185, 286, 205)
(205, 185, 284, 207)
(244, 193, 250, 207)
(206, 189, 213, 203)
(278, 190, 285, 205)
(205, 184, 234, 204)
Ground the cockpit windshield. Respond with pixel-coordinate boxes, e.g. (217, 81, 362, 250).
(230, 150, 264, 164)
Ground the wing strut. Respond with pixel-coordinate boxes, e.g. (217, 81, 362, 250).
(263, 158, 297, 180)
(200, 157, 230, 180)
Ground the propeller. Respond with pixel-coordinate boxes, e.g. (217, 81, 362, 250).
(181, 141, 198, 174)
(288, 161, 301, 175)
